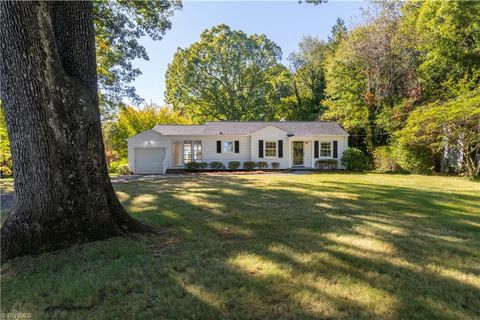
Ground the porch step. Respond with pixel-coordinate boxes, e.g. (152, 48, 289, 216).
(166, 168, 186, 174)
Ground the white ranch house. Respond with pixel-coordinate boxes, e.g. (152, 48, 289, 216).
(127, 121, 349, 174)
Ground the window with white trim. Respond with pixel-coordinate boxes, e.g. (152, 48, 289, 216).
(223, 141, 234, 153)
(320, 142, 332, 157)
(184, 140, 202, 163)
(265, 141, 277, 157)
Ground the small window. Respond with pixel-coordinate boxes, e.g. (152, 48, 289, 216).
(265, 141, 277, 157)
(320, 142, 332, 157)
(223, 141, 234, 153)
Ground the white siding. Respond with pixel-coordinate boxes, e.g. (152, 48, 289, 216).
(200, 136, 251, 165)
(309, 135, 348, 169)
(127, 130, 171, 174)
(128, 132, 251, 171)
(250, 126, 290, 169)
(127, 127, 349, 172)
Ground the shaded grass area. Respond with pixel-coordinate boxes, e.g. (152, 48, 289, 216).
(1, 173, 479, 319)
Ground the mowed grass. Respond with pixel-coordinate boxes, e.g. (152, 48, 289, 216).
(1, 173, 480, 319)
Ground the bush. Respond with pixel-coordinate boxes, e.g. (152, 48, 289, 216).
(256, 161, 268, 169)
(271, 162, 280, 170)
(315, 159, 338, 169)
(341, 148, 365, 171)
(373, 146, 402, 173)
(393, 144, 434, 174)
(210, 161, 225, 170)
(0, 165, 12, 177)
(109, 159, 128, 174)
(228, 161, 241, 170)
(185, 162, 208, 171)
(118, 164, 131, 175)
(243, 161, 256, 171)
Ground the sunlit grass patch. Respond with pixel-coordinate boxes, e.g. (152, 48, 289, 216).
(1, 173, 479, 319)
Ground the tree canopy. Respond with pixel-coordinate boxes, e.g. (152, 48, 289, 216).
(280, 36, 327, 120)
(165, 24, 288, 122)
(94, 0, 181, 118)
(105, 105, 191, 160)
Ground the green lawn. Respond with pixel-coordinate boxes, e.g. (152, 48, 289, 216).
(1, 173, 479, 319)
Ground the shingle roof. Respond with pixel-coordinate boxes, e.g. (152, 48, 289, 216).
(152, 121, 348, 136)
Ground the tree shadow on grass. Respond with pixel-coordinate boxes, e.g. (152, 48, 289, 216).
(2, 175, 479, 319)
(114, 175, 480, 319)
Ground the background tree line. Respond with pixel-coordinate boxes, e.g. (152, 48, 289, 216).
(162, 0, 479, 177)
(1, 0, 478, 178)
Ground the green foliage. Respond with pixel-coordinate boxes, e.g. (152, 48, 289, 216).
(185, 162, 208, 171)
(209, 161, 225, 170)
(392, 144, 434, 175)
(165, 24, 288, 122)
(315, 159, 338, 170)
(281, 36, 327, 120)
(227, 161, 241, 170)
(271, 162, 280, 170)
(256, 161, 268, 169)
(399, 86, 480, 177)
(323, 3, 417, 153)
(108, 159, 128, 174)
(94, 1, 181, 118)
(105, 104, 191, 160)
(373, 146, 403, 173)
(341, 148, 365, 171)
(402, 1, 480, 102)
(0, 104, 12, 177)
(243, 161, 256, 171)
(118, 164, 132, 176)
(373, 144, 434, 174)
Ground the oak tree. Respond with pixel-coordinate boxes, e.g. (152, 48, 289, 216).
(0, 1, 153, 260)
(165, 24, 287, 122)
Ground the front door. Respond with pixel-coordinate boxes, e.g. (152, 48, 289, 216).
(172, 141, 182, 167)
(293, 141, 304, 166)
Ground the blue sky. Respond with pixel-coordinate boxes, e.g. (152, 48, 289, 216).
(131, 0, 365, 105)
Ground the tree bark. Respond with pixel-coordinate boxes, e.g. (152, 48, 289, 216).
(0, 1, 151, 260)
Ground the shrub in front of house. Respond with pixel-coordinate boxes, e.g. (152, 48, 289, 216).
(341, 147, 365, 171)
(271, 162, 280, 170)
(243, 161, 256, 171)
(185, 162, 209, 171)
(315, 159, 338, 170)
(373, 146, 402, 173)
(228, 161, 241, 170)
(209, 161, 225, 170)
(256, 161, 268, 169)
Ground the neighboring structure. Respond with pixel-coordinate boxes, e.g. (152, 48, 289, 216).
(127, 121, 349, 174)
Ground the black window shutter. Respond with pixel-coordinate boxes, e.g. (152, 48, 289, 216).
(235, 140, 240, 153)
(333, 141, 338, 158)
(258, 140, 264, 158)
(278, 140, 283, 158)
(217, 140, 222, 153)
(314, 141, 319, 158)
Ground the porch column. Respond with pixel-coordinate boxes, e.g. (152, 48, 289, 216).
(311, 139, 314, 168)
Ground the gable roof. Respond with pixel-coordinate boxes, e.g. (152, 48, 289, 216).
(152, 121, 348, 136)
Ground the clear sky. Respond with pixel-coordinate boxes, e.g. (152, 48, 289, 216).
(131, 0, 365, 105)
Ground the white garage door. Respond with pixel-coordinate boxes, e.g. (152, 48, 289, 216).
(134, 148, 166, 174)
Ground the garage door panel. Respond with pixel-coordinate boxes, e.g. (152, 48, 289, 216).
(135, 148, 165, 174)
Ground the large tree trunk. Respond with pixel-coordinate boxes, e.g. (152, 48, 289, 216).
(0, 1, 150, 260)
